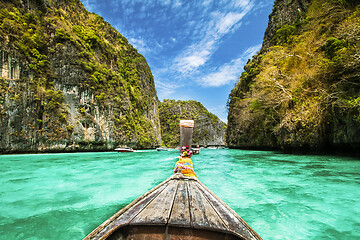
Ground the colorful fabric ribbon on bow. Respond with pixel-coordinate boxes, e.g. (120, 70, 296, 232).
(174, 157, 197, 178)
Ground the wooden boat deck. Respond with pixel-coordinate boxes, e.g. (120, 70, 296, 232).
(84, 173, 262, 240)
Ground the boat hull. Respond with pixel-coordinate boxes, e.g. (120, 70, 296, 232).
(193, 148, 200, 155)
(83, 174, 262, 240)
(156, 147, 168, 151)
(106, 225, 243, 240)
(114, 148, 133, 152)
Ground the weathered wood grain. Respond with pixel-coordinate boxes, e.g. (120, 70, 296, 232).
(116, 182, 169, 226)
(188, 179, 228, 231)
(86, 179, 170, 240)
(84, 174, 262, 240)
(130, 179, 178, 225)
(168, 179, 192, 227)
(195, 181, 259, 240)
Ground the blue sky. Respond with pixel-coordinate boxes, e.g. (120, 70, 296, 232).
(81, 0, 273, 122)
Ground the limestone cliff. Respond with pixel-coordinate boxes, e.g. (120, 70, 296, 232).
(262, 0, 312, 50)
(0, 0, 161, 153)
(227, 0, 360, 153)
(159, 100, 226, 148)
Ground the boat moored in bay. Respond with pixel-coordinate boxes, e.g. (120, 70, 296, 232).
(156, 147, 168, 151)
(114, 147, 134, 152)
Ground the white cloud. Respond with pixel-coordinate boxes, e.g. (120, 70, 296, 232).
(81, 0, 98, 12)
(208, 105, 228, 123)
(155, 79, 180, 100)
(232, 0, 252, 8)
(172, 3, 253, 75)
(215, 12, 246, 35)
(175, 48, 211, 73)
(127, 37, 165, 58)
(243, 44, 262, 58)
(197, 44, 261, 87)
(202, 0, 212, 6)
(160, 0, 172, 6)
(128, 38, 150, 54)
(198, 59, 243, 87)
(173, 0, 182, 8)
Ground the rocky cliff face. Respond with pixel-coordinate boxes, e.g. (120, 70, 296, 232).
(262, 0, 312, 50)
(0, 0, 161, 153)
(159, 100, 226, 147)
(227, 0, 360, 153)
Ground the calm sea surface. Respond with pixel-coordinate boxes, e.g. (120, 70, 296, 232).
(0, 149, 359, 239)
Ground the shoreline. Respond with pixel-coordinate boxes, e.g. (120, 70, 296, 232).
(228, 145, 360, 159)
(0, 147, 157, 155)
(1, 146, 359, 158)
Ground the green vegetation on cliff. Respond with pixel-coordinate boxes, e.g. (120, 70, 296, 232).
(0, 0, 160, 152)
(159, 99, 226, 147)
(227, 0, 360, 152)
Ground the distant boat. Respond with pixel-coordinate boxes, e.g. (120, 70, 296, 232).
(193, 147, 200, 155)
(114, 147, 134, 152)
(156, 147, 168, 151)
(207, 146, 217, 149)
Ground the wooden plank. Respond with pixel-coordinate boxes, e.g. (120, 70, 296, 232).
(85, 176, 174, 240)
(130, 179, 179, 225)
(168, 179, 192, 227)
(115, 181, 170, 226)
(91, 182, 169, 240)
(195, 181, 262, 240)
(187, 180, 228, 231)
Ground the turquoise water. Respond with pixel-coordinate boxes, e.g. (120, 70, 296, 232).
(0, 149, 359, 240)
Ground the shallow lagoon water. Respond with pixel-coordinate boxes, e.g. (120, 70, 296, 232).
(0, 149, 359, 239)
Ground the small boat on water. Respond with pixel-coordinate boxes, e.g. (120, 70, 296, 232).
(156, 147, 168, 151)
(114, 147, 134, 152)
(207, 146, 217, 149)
(85, 120, 262, 240)
(193, 147, 200, 155)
